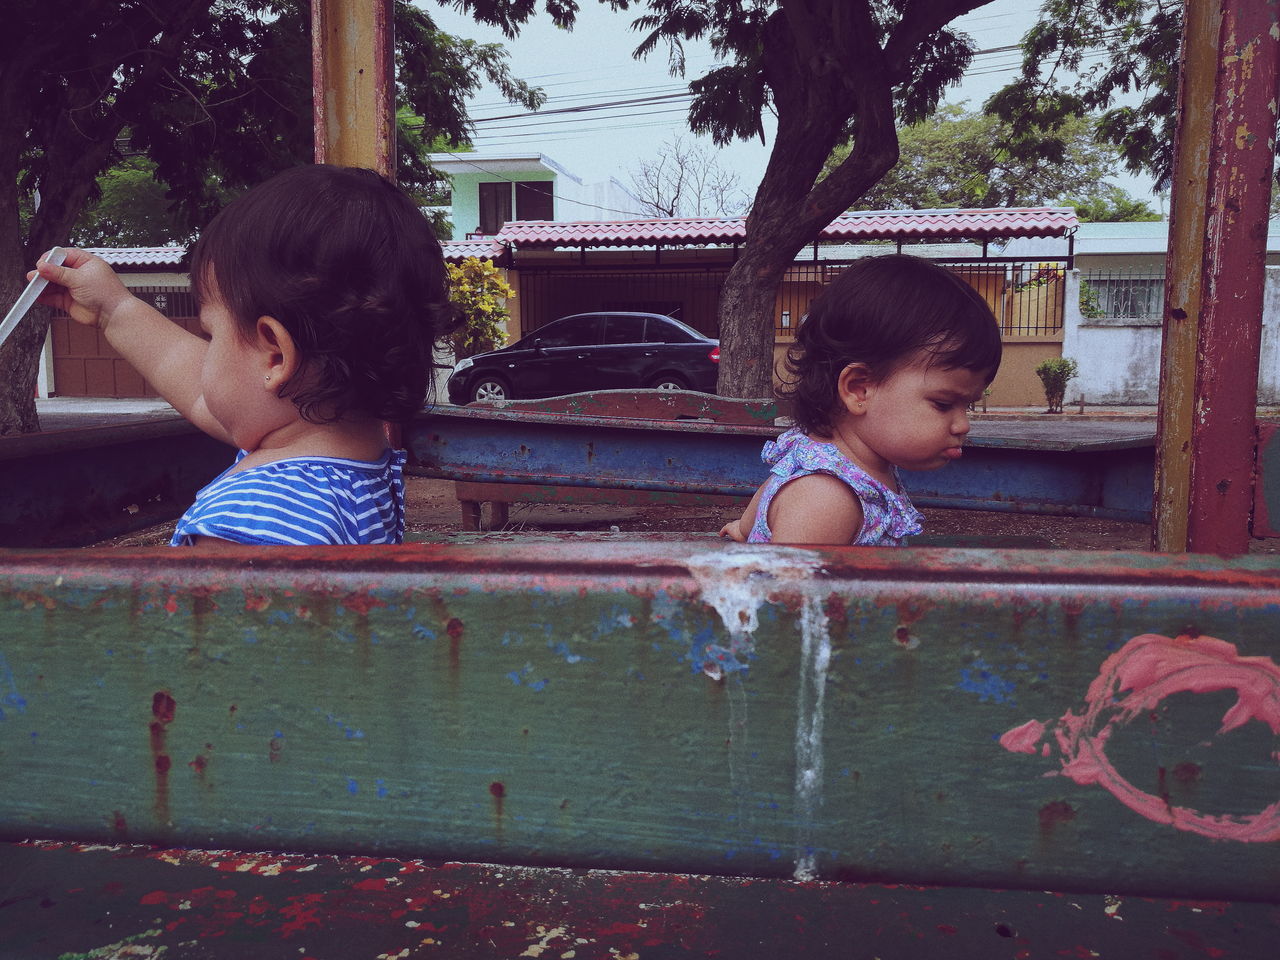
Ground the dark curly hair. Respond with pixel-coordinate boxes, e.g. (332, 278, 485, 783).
(780, 254, 1002, 436)
(189, 164, 460, 424)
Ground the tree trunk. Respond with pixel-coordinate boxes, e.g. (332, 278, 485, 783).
(0, 95, 40, 434)
(712, 0, 994, 399)
(715, 245, 792, 398)
(0, 0, 209, 433)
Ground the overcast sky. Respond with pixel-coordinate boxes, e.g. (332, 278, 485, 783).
(420, 0, 1157, 208)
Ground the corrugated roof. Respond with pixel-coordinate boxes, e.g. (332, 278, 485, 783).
(86, 246, 186, 268)
(494, 207, 1077, 249)
(441, 239, 507, 262)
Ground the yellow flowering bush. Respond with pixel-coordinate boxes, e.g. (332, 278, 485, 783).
(447, 257, 515, 359)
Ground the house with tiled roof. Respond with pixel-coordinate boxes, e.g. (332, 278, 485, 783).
(45, 208, 1096, 405)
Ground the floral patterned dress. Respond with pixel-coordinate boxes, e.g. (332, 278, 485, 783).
(747, 428, 924, 545)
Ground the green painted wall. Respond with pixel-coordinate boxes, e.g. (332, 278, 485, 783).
(448, 171, 556, 239)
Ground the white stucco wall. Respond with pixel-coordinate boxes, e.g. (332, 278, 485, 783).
(1062, 267, 1280, 405)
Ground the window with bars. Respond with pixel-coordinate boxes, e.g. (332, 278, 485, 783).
(1081, 272, 1165, 321)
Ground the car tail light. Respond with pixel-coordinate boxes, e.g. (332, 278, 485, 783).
(709, 347, 720, 363)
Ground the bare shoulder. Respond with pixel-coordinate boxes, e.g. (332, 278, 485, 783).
(767, 472, 863, 545)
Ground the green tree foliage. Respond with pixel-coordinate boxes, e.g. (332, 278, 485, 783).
(71, 158, 210, 247)
(1066, 185, 1160, 223)
(985, 0, 1181, 188)
(0, 0, 553, 433)
(446, 257, 516, 360)
(613, 0, 997, 398)
(824, 104, 1158, 218)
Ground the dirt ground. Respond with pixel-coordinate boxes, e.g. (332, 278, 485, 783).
(89, 475, 1279, 553)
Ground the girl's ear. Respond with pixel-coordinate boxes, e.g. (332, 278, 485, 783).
(837, 362, 874, 415)
(255, 316, 301, 394)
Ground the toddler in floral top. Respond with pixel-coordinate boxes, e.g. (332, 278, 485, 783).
(721, 255, 1002, 546)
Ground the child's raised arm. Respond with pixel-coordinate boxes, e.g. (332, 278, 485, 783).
(34, 250, 232, 445)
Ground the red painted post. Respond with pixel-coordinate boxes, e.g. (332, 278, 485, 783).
(310, 0, 395, 178)
(1154, 0, 1280, 554)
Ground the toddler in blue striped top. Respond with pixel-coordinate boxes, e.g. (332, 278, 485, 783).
(31, 164, 457, 547)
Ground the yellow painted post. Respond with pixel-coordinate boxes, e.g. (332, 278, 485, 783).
(311, 0, 395, 178)
(1154, 0, 1280, 553)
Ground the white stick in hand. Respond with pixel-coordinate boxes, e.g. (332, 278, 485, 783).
(0, 247, 67, 352)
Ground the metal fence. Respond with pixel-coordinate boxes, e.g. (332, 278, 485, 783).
(516, 258, 1072, 342)
(776, 259, 1070, 339)
(1079, 269, 1166, 322)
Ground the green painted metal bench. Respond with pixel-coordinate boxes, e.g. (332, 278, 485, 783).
(2, 542, 1279, 955)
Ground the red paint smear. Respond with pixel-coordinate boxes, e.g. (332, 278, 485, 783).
(1038, 800, 1075, 832)
(110, 811, 127, 836)
(278, 893, 326, 936)
(152, 692, 176, 725)
(1001, 634, 1280, 842)
(488, 781, 506, 799)
(447, 617, 464, 668)
(150, 691, 176, 825)
(341, 591, 384, 617)
(1170, 928, 1227, 958)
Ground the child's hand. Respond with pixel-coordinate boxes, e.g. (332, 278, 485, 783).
(719, 519, 746, 542)
(30, 248, 135, 331)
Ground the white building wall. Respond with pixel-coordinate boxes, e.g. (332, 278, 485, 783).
(1062, 267, 1280, 405)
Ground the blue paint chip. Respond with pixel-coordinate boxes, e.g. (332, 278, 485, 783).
(411, 623, 435, 641)
(957, 659, 1017, 704)
(376, 778, 388, 799)
(347, 778, 359, 795)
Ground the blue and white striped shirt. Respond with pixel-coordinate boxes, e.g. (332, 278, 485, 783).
(171, 449, 406, 546)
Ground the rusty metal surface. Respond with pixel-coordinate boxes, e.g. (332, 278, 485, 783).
(311, 0, 394, 174)
(0, 419, 232, 547)
(1155, 0, 1279, 553)
(468, 389, 785, 425)
(2, 544, 1279, 902)
(2, 841, 1277, 959)
(410, 407, 1156, 520)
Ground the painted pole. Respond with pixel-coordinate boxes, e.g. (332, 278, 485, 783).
(310, 0, 395, 178)
(1154, 0, 1280, 553)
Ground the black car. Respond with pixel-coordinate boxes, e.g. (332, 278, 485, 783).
(446, 312, 720, 404)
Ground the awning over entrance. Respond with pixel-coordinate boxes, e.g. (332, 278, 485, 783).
(485, 207, 1078, 251)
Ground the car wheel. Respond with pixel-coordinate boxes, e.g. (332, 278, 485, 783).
(470, 377, 511, 403)
(650, 374, 687, 391)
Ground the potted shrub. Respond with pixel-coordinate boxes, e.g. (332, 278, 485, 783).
(1035, 357, 1079, 414)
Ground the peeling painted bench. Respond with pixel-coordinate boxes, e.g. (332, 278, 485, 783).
(2, 542, 1279, 955)
(408, 391, 1160, 531)
(438, 390, 782, 530)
